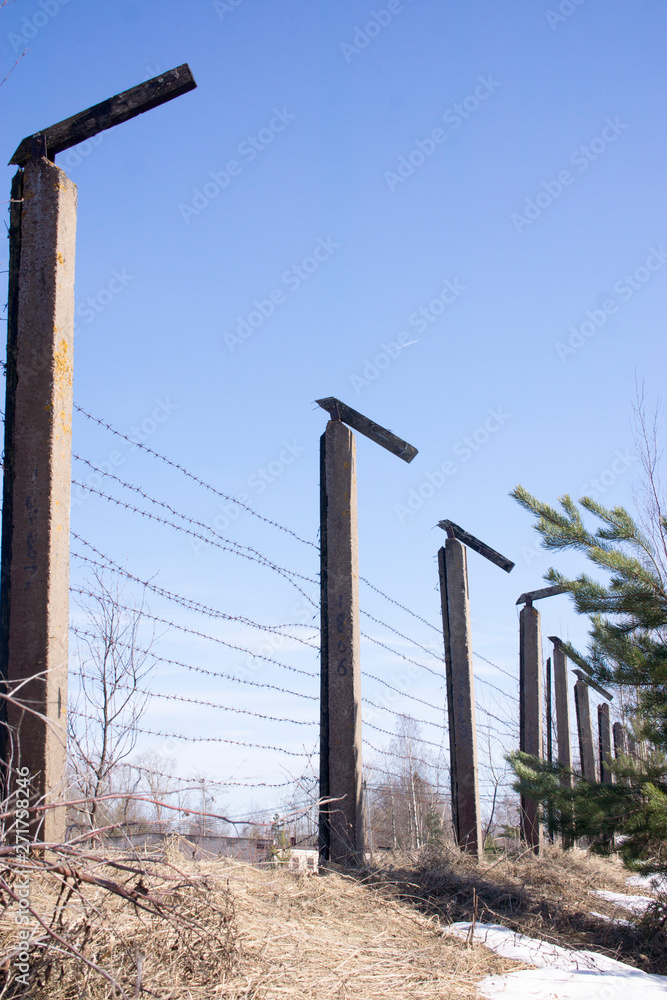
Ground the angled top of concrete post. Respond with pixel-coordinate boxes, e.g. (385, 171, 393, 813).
(10, 64, 196, 166)
(315, 397, 418, 462)
(516, 584, 568, 606)
(437, 519, 514, 573)
(572, 669, 613, 701)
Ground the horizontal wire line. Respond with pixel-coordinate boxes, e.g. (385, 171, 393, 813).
(361, 670, 442, 712)
(361, 696, 445, 732)
(72, 671, 317, 726)
(72, 538, 318, 650)
(72, 473, 443, 660)
(72, 454, 319, 602)
(359, 576, 441, 633)
(363, 719, 445, 750)
(71, 587, 317, 679)
(70, 626, 317, 701)
(73, 406, 317, 549)
(72, 479, 319, 608)
(360, 608, 443, 663)
(69, 709, 314, 756)
(361, 631, 443, 678)
(474, 674, 520, 702)
(473, 650, 517, 681)
(121, 764, 301, 790)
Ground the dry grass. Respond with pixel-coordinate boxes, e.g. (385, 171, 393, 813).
(0, 841, 524, 999)
(220, 857, 524, 999)
(1, 839, 663, 997)
(363, 842, 667, 975)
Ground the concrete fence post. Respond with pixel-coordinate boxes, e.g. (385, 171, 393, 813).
(0, 158, 77, 843)
(519, 604, 543, 853)
(598, 702, 613, 784)
(319, 420, 363, 865)
(574, 680, 596, 782)
(437, 540, 482, 860)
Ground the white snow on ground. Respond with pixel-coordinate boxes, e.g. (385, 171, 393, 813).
(445, 922, 667, 999)
(587, 910, 633, 927)
(591, 889, 654, 915)
(627, 874, 667, 892)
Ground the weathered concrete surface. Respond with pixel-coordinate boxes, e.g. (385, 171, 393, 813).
(319, 420, 363, 865)
(574, 680, 596, 782)
(552, 640, 572, 774)
(438, 540, 482, 860)
(1, 158, 77, 842)
(519, 605, 543, 853)
(598, 702, 613, 784)
(613, 721, 628, 758)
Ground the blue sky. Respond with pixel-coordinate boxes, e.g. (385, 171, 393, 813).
(2, 0, 666, 824)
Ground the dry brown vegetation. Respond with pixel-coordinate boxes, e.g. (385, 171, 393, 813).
(364, 842, 667, 975)
(0, 839, 664, 998)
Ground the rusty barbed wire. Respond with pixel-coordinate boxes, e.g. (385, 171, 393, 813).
(69, 708, 315, 757)
(363, 719, 445, 750)
(360, 608, 443, 663)
(118, 761, 307, 790)
(72, 538, 319, 649)
(71, 587, 318, 680)
(361, 695, 445, 733)
(73, 405, 318, 548)
(360, 670, 442, 713)
(361, 630, 444, 679)
(474, 673, 520, 703)
(72, 479, 319, 608)
(70, 626, 317, 701)
(72, 670, 317, 727)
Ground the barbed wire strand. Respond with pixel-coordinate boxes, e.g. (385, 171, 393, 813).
(73, 405, 318, 548)
(70, 625, 317, 702)
(72, 539, 319, 650)
(72, 671, 317, 727)
(72, 479, 319, 609)
(69, 708, 315, 757)
(71, 587, 317, 680)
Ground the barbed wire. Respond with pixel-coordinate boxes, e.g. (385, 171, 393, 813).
(71, 587, 318, 680)
(115, 760, 311, 791)
(474, 674, 520, 703)
(361, 696, 445, 733)
(73, 405, 318, 548)
(72, 538, 319, 649)
(363, 719, 445, 750)
(473, 650, 517, 681)
(69, 708, 315, 757)
(72, 478, 448, 662)
(70, 626, 317, 702)
(360, 609, 443, 663)
(359, 576, 441, 633)
(72, 479, 319, 608)
(363, 739, 445, 769)
(72, 671, 317, 727)
(360, 670, 443, 713)
(360, 631, 444, 679)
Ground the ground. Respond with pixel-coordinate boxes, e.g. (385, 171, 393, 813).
(2, 840, 664, 998)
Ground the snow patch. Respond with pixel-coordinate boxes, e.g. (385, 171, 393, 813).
(445, 922, 667, 999)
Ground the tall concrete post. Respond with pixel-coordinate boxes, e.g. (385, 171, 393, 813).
(551, 639, 572, 775)
(519, 604, 543, 853)
(0, 158, 77, 842)
(438, 541, 482, 860)
(319, 420, 363, 865)
(574, 680, 596, 782)
(550, 637, 573, 847)
(613, 721, 627, 758)
(598, 703, 613, 784)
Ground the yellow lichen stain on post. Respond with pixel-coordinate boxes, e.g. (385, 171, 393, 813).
(56, 252, 64, 265)
(54, 339, 73, 393)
